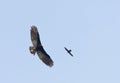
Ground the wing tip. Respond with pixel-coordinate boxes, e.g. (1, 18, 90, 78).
(44, 58, 54, 67)
(48, 62, 54, 67)
(39, 55, 54, 67)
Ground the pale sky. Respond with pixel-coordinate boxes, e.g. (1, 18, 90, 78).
(0, 0, 120, 83)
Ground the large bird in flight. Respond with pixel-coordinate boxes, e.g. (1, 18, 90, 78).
(29, 26, 54, 67)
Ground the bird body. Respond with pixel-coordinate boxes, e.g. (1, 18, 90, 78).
(64, 47, 74, 56)
(29, 26, 54, 67)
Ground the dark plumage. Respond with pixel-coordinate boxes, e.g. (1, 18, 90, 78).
(29, 26, 54, 67)
(64, 47, 73, 57)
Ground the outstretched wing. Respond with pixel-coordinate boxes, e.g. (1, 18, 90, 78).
(30, 26, 41, 49)
(30, 26, 54, 67)
(68, 52, 73, 57)
(64, 47, 69, 52)
(37, 46, 54, 67)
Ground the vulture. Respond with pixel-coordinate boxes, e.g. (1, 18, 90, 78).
(64, 47, 73, 57)
(29, 26, 54, 67)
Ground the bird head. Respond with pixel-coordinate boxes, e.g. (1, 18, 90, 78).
(29, 46, 36, 55)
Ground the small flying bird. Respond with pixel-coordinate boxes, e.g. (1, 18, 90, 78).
(64, 47, 74, 57)
(29, 25, 54, 67)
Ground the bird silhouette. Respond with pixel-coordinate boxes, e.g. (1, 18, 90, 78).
(64, 47, 73, 57)
(29, 26, 54, 67)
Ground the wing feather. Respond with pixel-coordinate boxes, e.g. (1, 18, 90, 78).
(36, 45, 53, 67)
(31, 26, 42, 48)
